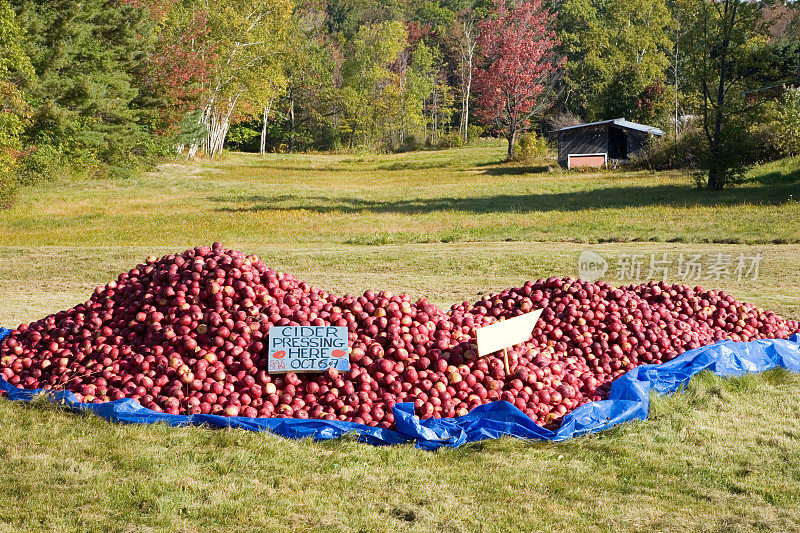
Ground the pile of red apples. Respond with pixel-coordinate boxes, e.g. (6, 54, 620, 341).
(1, 244, 797, 429)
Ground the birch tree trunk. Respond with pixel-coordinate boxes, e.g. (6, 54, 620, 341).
(201, 95, 239, 159)
(288, 88, 295, 153)
(460, 18, 476, 144)
(464, 55, 472, 143)
(260, 100, 272, 155)
(185, 103, 208, 159)
(459, 53, 467, 139)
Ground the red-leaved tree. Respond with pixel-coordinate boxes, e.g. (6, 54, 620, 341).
(125, 0, 213, 131)
(473, 0, 561, 160)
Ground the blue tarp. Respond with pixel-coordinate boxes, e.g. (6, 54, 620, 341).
(1, 326, 799, 449)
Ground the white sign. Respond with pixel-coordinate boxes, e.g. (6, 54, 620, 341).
(268, 326, 350, 373)
(476, 309, 542, 357)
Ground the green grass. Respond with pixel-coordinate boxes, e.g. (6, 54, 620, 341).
(1, 241, 798, 327)
(1, 144, 800, 532)
(1, 141, 799, 247)
(2, 369, 800, 532)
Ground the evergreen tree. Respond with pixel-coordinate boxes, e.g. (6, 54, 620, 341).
(12, 0, 158, 172)
(0, 0, 33, 205)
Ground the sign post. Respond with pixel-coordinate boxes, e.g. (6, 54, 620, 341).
(475, 310, 542, 374)
(268, 325, 350, 373)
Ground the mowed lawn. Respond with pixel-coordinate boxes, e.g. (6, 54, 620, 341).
(2, 369, 800, 532)
(1, 142, 800, 532)
(0, 140, 798, 247)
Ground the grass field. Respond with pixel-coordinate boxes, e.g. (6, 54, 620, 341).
(2, 370, 800, 532)
(1, 141, 798, 247)
(1, 141, 799, 532)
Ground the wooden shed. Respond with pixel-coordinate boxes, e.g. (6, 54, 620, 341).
(552, 118, 664, 169)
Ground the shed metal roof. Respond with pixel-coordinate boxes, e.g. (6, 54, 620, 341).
(553, 118, 665, 136)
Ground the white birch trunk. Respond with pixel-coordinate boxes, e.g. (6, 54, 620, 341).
(459, 55, 467, 139)
(186, 101, 213, 159)
(206, 95, 238, 159)
(460, 18, 476, 144)
(464, 53, 474, 144)
(260, 100, 272, 155)
(674, 25, 679, 147)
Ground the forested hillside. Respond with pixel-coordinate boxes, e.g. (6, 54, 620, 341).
(0, 0, 798, 195)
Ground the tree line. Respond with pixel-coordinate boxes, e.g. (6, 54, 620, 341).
(0, 0, 799, 200)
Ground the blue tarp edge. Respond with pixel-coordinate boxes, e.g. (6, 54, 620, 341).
(1, 326, 799, 449)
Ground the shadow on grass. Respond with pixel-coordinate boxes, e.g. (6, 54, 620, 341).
(243, 159, 462, 172)
(232, 164, 351, 173)
(744, 166, 800, 187)
(374, 160, 454, 171)
(208, 179, 800, 215)
(482, 165, 551, 176)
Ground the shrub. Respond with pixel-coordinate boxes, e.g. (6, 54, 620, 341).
(770, 88, 800, 158)
(16, 145, 62, 186)
(466, 124, 484, 143)
(435, 132, 463, 149)
(226, 124, 260, 152)
(731, 89, 800, 165)
(0, 81, 28, 207)
(513, 132, 550, 163)
(399, 134, 422, 152)
(313, 123, 342, 152)
(630, 127, 705, 170)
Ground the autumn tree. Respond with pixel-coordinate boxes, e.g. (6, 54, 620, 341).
(681, 0, 770, 190)
(340, 21, 406, 149)
(473, 0, 561, 160)
(557, 0, 673, 124)
(143, 0, 212, 132)
(192, 0, 293, 158)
